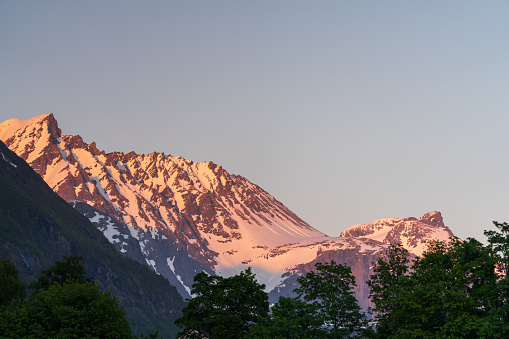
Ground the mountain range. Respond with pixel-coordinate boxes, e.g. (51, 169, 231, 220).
(0, 113, 455, 311)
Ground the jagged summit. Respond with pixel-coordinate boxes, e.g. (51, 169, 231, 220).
(0, 113, 55, 136)
(419, 211, 446, 228)
(340, 211, 454, 256)
(0, 113, 60, 139)
(0, 113, 61, 162)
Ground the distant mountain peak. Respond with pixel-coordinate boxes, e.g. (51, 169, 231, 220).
(418, 211, 445, 228)
(340, 211, 454, 256)
(0, 113, 60, 140)
(0, 113, 61, 163)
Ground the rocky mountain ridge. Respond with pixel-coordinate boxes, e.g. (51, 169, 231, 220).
(341, 211, 453, 256)
(0, 113, 455, 309)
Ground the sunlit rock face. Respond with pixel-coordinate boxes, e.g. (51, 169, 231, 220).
(340, 211, 454, 256)
(1, 114, 455, 310)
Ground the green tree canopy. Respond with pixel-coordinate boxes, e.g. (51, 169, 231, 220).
(175, 268, 269, 339)
(29, 255, 93, 293)
(248, 296, 325, 338)
(485, 221, 509, 332)
(0, 259, 26, 307)
(294, 261, 367, 338)
(367, 243, 413, 337)
(368, 238, 503, 338)
(0, 282, 133, 338)
(0, 256, 134, 338)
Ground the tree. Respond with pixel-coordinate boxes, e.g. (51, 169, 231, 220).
(29, 255, 92, 293)
(484, 221, 509, 274)
(0, 282, 133, 338)
(294, 261, 367, 338)
(367, 243, 413, 337)
(248, 296, 325, 338)
(175, 268, 269, 339)
(0, 256, 134, 338)
(0, 259, 26, 307)
(368, 238, 502, 338)
(485, 221, 509, 333)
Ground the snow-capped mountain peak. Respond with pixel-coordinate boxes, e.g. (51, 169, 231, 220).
(340, 211, 454, 256)
(0, 114, 329, 296)
(0, 114, 456, 309)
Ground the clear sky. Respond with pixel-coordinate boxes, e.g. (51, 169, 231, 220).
(1, 1, 508, 242)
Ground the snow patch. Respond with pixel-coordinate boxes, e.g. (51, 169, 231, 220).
(167, 257, 191, 295)
(145, 259, 157, 273)
(127, 225, 140, 240)
(0, 151, 17, 168)
(102, 218, 121, 244)
(89, 211, 105, 223)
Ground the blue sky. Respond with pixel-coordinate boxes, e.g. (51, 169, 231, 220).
(1, 1, 508, 241)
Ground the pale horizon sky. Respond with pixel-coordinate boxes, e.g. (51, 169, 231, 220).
(1, 1, 508, 242)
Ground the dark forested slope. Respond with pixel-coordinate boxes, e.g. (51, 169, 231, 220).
(0, 140, 184, 338)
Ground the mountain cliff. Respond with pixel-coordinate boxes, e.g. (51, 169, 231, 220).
(0, 113, 455, 310)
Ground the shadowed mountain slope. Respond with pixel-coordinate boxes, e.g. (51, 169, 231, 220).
(0, 140, 185, 338)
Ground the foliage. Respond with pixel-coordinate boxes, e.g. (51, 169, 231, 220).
(175, 268, 269, 339)
(248, 296, 325, 338)
(0, 259, 26, 307)
(139, 330, 160, 339)
(29, 255, 93, 293)
(294, 261, 367, 338)
(177, 262, 369, 338)
(485, 221, 509, 269)
(367, 243, 413, 336)
(485, 221, 509, 332)
(0, 257, 136, 338)
(368, 237, 504, 338)
(0, 282, 133, 338)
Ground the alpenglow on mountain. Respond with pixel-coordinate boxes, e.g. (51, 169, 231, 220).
(0, 113, 455, 308)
